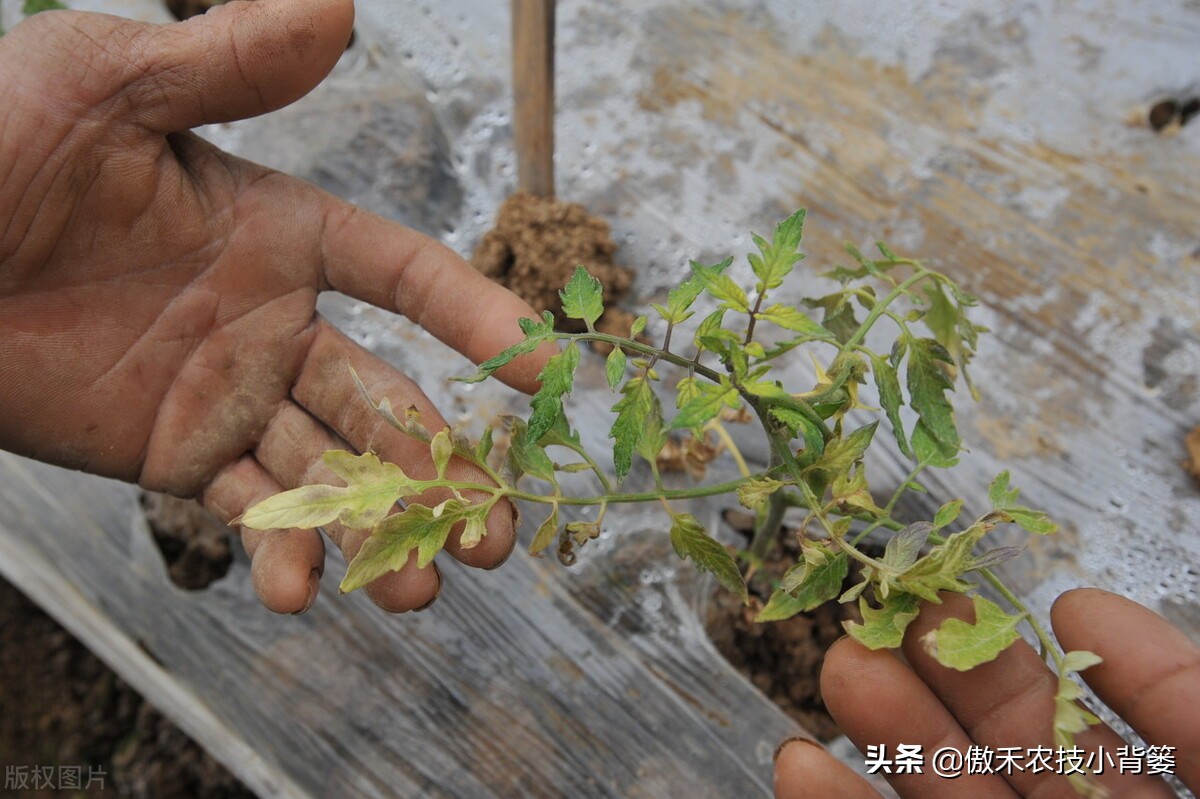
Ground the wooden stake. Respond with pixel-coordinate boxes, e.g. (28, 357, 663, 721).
(511, 0, 556, 198)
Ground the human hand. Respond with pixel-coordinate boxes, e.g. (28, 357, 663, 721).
(774, 588, 1199, 798)
(0, 0, 551, 614)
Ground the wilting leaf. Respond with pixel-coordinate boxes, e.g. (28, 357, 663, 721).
(778, 540, 849, 607)
(529, 506, 559, 556)
(456, 311, 556, 384)
(882, 522, 933, 572)
(669, 513, 747, 603)
(737, 477, 784, 510)
(844, 592, 922, 649)
(340, 500, 467, 592)
(241, 451, 418, 531)
(921, 595, 1024, 670)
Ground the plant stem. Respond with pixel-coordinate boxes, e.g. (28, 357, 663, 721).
(840, 269, 932, 354)
(748, 452, 786, 561)
(434, 471, 783, 507)
(744, 289, 766, 345)
(554, 332, 724, 383)
(850, 462, 926, 546)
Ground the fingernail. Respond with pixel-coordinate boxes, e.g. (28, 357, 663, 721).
(413, 565, 443, 612)
(292, 568, 320, 615)
(773, 736, 823, 764)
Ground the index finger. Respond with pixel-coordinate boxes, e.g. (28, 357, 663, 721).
(1053, 587, 1200, 792)
(317, 198, 554, 393)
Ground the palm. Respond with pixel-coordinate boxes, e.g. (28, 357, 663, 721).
(0, 2, 548, 613)
(4, 120, 322, 493)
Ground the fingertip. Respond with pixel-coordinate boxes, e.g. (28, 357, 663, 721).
(773, 737, 876, 799)
(363, 558, 441, 613)
(1050, 586, 1112, 628)
(252, 546, 322, 614)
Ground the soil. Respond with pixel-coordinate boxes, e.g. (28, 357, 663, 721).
(471, 193, 637, 340)
(139, 492, 235, 591)
(704, 510, 865, 742)
(1186, 425, 1200, 487)
(0, 577, 254, 798)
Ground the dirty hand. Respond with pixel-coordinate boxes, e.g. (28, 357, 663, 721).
(774, 588, 1199, 798)
(0, 0, 550, 614)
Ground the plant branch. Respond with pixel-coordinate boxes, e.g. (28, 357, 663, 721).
(840, 269, 931, 354)
(555, 331, 723, 383)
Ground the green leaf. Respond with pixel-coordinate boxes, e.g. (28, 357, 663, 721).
(529, 506, 559, 555)
(630, 316, 647, 336)
(933, 499, 964, 530)
(905, 336, 960, 464)
(670, 381, 740, 431)
(605, 346, 627, 391)
(693, 308, 729, 352)
(609, 377, 657, 481)
(804, 293, 860, 344)
(505, 418, 556, 482)
(831, 466, 883, 515)
(475, 426, 494, 463)
(737, 477, 784, 510)
(527, 342, 580, 443)
(560, 266, 604, 329)
(755, 590, 814, 623)
(810, 421, 877, 477)
(755, 305, 833, 339)
(988, 472, 1058, 535)
(457, 311, 556, 383)
(869, 353, 911, 458)
(844, 592, 922, 649)
(691, 258, 749, 313)
(340, 500, 466, 592)
(988, 471, 1019, 507)
(748, 209, 806, 293)
(240, 451, 418, 531)
(779, 540, 848, 605)
(921, 595, 1024, 670)
(537, 412, 581, 449)
(768, 406, 825, 458)
(669, 513, 747, 603)
(22, 0, 66, 13)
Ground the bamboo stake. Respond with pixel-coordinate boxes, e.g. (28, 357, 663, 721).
(511, 0, 556, 198)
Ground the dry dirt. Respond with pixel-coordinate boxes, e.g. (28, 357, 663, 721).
(0, 578, 253, 799)
(471, 193, 637, 340)
(705, 511, 865, 742)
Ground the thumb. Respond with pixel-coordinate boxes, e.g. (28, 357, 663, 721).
(130, 0, 354, 132)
